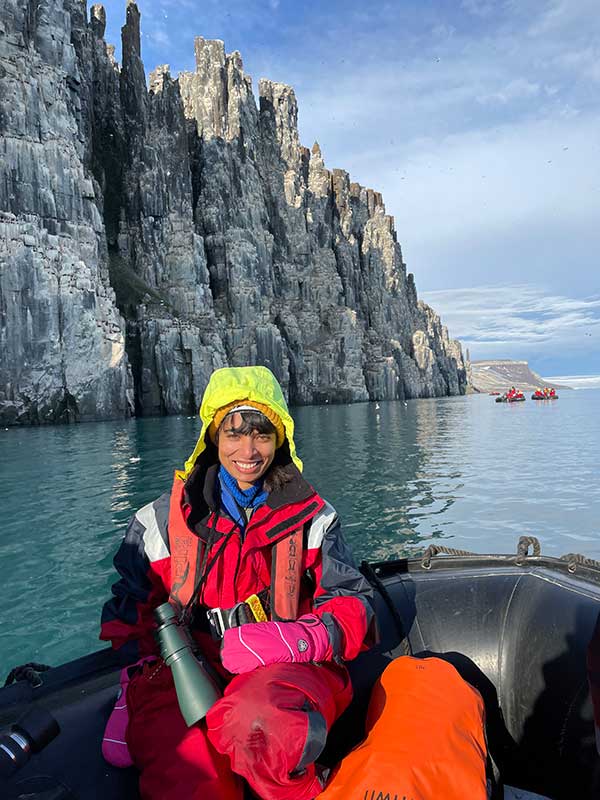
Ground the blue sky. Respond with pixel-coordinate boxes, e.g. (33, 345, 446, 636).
(100, 0, 599, 380)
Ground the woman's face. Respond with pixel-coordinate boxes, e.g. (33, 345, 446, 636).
(217, 412, 277, 489)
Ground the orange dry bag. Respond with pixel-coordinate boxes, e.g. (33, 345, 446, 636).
(318, 656, 488, 800)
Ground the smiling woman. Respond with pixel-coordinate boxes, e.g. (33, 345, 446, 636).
(99, 364, 377, 800)
(215, 409, 278, 489)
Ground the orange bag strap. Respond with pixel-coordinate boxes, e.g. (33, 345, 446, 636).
(168, 476, 202, 608)
(270, 528, 304, 621)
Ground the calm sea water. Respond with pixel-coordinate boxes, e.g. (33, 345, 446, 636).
(1, 390, 599, 679)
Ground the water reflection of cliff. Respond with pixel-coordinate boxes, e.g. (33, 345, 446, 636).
(410, 398, 466, 547)
(295, 397, 466, 562)
(108, 417, 202, 535)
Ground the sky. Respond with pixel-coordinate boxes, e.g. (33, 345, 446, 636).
(100, 0, 599, 380)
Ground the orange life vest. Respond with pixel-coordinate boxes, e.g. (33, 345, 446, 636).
(167, 474, 306, 622)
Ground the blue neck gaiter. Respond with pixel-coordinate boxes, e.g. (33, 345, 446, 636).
(218, 466, 268, 529)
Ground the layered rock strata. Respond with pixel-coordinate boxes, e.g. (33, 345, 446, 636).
(0, 1, 467, 424)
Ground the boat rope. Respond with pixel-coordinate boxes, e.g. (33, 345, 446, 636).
(420, 544, 478, 569)
(559, 552, 600, 574)
(420, 537, 600, 576)
(422, 537, 542, 568)
(4, 662, 51, 688)
(516, 536, 541, 558)
(360, 561, 412, 656)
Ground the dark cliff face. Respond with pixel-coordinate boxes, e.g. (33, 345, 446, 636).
(0, 1, 467, 425)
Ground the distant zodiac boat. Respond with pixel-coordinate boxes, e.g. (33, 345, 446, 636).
(495, 394, 526, 403)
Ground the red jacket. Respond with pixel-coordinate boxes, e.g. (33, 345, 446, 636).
(100, 461, 376, 669)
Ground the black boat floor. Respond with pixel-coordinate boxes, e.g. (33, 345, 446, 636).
(505, 788, 550, 799)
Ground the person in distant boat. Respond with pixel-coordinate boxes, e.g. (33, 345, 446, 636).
(100, 365, 376, 800)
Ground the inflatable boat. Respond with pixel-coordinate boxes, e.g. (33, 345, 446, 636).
(531, 394, 558, 401)
(495, 395, 526, 403)
(1, 538, 599, 800)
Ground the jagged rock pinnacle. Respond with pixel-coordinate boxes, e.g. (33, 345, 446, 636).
(90, 4, 106, 38)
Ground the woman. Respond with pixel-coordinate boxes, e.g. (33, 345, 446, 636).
(100, 365, 376, 800)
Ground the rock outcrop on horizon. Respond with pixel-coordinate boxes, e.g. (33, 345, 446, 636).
(0, 0, 467, 425)
(470, 360, 569, 394)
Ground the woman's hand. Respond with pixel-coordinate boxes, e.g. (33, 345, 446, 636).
(221, 614, 331, 674)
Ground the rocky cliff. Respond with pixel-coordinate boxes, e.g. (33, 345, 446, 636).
(0, 0, 467, 425)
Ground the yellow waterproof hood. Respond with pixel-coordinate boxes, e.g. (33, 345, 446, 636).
(181, 366, 302, 479)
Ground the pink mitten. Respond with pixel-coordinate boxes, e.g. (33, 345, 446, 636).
(221, 614, 331, 674)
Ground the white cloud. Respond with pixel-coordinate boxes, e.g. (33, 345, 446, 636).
(421, 285, 600, 369)
(476, 78, 541, 105)
(526, 0, 600, 36)
(146, 27, 172, 48)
